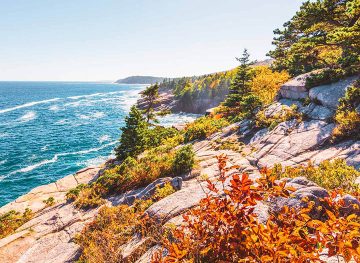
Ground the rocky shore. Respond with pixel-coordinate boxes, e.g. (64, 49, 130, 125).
(0, 74, 359, 262)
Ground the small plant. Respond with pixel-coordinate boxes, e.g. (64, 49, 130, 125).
(172, 145, 195, 175)
(213, 137, 243, 152)
(305, 68, 348, 89)
(198, 173, 209, 182)
(255, 104, 302, 130)
(73, 186, 105, 209)
(66, 184, 86, 201)
(332, 80, 360, 141)
(184, 116, 229, 142)
(153, 182, 176, 201)
(273, 159, 360, 193)
(43, 196, 55, 207)
(0, 208, 33, 239)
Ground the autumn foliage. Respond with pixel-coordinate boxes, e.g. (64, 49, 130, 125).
(156, 155, 360, 262)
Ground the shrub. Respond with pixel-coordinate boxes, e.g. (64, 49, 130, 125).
(212, 137, 243, 152)
(75, 205, 146, 263)
(153, 182, 176, 202)
(75, 184, 176, 263)
(172, 145, 195, 175)
(157, 155, 360, 262)
(73, 186, 106, 209)
(305, 68, 348, 89)
(43, 197, 55, 207)
(66, 184, 86, 201)
(332, 80, 360, 141)
(273, 159, 360, 193)
(184, 116, 229, 142)
(251, 66, 290, 104)
(255, 104, 302, 130)
(0, 208, 33, 239)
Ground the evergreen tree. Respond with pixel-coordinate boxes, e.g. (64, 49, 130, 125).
(141, 83, 160, 123)
(268, 0, 360, 76)
(115, 106, 147, 160)
(222, 49, 261, 121)
(228, 49, 252, 96)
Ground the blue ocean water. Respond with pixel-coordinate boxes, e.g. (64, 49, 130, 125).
(0, 82, 199, 207)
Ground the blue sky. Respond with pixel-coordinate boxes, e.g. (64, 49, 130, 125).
(0, 0, 304, 81)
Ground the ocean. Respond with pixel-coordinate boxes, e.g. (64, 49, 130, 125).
(0, 82, 199, 207)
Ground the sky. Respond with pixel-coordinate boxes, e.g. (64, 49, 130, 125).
(0, 0, 305, 81)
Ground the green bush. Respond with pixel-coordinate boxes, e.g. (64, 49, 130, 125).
(305, 68, 348, 89)
(332, 80, 360, 141)
(273, 159, 360, 193)
(173, 145, 195, 175)
(66, 184, 86, 201)
(0, 208, 33, 239)
(43, 197, 55, 207)
(184, 116, 229, 142)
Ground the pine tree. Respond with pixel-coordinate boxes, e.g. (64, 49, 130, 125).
(222, 49, 261, 121)
(228, 49, 253, 96)
(223, 49, 254, 108)
(115, 106, 147, 160)
(141, 83, 160, 123)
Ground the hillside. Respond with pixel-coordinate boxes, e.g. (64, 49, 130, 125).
(0, 73, 359, 262)
(1, 0, 359, 262)
(115, 76, 167, 84)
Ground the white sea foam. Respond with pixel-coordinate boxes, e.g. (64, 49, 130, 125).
(0, 141, 118, 180)
(19, 111, 37, 122)
(0, 133, 9, 138)
(68, 93, 104, 100)
(78, 111, 105, 120)
(49, 105, 60, 111)
(99, 135, 110, 143)
(0, 160, 7, 166)
(0, 98, 60, 114)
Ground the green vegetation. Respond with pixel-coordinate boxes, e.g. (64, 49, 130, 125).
(172, 145, 195, 175)
(333, 80, 360, 141)
(183, 116, 229, 142)
(272, 159, 360, 193)
(221, 49, 262, 122)
(268, 0, 360, 77)
(115, 106, 148, 160)
(159, 156, 360, 262)
(0, 208, 33, 239)
(159, 69, 236, 112)
(255, 104, 302, 130)
(75, 184, 176, 263)
(43, 197, 55, 207)
(141, 83, 160, 123)
(250, 66, 290, 104)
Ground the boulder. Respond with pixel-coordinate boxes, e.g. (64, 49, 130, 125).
(309, 76, 358, 110)
(307, 105, 334, 121)
(279, 72, 312, 99)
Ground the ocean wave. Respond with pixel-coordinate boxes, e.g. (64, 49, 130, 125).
(78, 111, 105, 120)
(1, 141, 118, 180)
(6, 155, 59, 178)
(49, 105, 61, 111)
(98, 135, 110, 143)
(18, 111, 37, 122)
(0, 160, 7, 166)
(68, 91, 126, 100)
(0, 98, 60, 114)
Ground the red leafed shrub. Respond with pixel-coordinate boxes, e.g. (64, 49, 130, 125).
(154, 155, 360, 262)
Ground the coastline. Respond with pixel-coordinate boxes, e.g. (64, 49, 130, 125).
(0, 165, 102, 215)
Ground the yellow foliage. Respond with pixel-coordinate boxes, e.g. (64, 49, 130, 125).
(251, 66, 290, 104)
